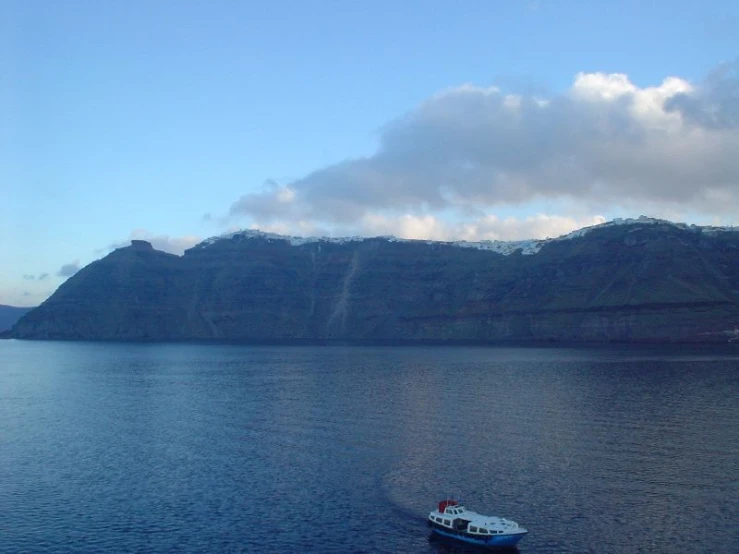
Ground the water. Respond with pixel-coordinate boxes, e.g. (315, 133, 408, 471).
(1, 341, 737, 553)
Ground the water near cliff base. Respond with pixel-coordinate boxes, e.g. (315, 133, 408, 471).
(1, 341, 737, 553)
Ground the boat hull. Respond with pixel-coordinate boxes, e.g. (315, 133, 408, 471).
(430, 526, 527, 548)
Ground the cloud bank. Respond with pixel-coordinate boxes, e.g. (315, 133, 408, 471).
(229, 62, 739, 240)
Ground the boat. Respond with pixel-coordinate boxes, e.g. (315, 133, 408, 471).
(428, 499, 527, 548)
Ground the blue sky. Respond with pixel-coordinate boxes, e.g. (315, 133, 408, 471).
(2, 0, 738, 306)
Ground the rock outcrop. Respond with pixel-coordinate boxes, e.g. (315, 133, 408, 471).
(9, 219, 739, 343)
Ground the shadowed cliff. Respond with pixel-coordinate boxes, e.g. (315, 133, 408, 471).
(9, 220, 739, 343)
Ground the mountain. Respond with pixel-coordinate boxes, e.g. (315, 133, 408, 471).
(7, 218, 739, 343)
(0, 305, 34, 332)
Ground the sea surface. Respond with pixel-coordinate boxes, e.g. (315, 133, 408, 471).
(1, 341, 737, 553)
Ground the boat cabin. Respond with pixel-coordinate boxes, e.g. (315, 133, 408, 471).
(427, 499, 528, 547)
(429, 500, 516, 536)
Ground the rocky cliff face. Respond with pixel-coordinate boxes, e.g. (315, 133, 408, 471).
(9, 219, 739, 343)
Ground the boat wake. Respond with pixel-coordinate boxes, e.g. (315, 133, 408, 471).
(379, 469, 428, 523)
(379, 465, 475, 520)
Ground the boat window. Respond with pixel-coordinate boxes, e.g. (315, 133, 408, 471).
(480, 529, 488, 534)
(444, 519, 450, 526)
(469, 526, 477, 532)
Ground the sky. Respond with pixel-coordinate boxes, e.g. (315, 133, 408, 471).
(1, 0, 738, 307)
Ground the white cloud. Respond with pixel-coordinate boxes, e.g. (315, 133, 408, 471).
(275, 185, 296, 204)
(357, 213, 606, 242)
(360, 213, 450, 241)
(571, 72, 639, 101)
(227, 62, 739, 240)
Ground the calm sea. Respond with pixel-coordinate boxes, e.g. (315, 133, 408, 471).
(1, 341, 737, 553)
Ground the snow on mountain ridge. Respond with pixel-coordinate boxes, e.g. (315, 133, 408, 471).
(197, 217, 737, 256)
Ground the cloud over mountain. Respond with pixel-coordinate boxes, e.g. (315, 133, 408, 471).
(57, 261, 80, 278)
(228, 62, 739, 240)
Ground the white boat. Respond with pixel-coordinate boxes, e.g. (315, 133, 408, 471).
(428, 499, 527, 548)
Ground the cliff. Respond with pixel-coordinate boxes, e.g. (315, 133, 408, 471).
(9, 218, 739, 343)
